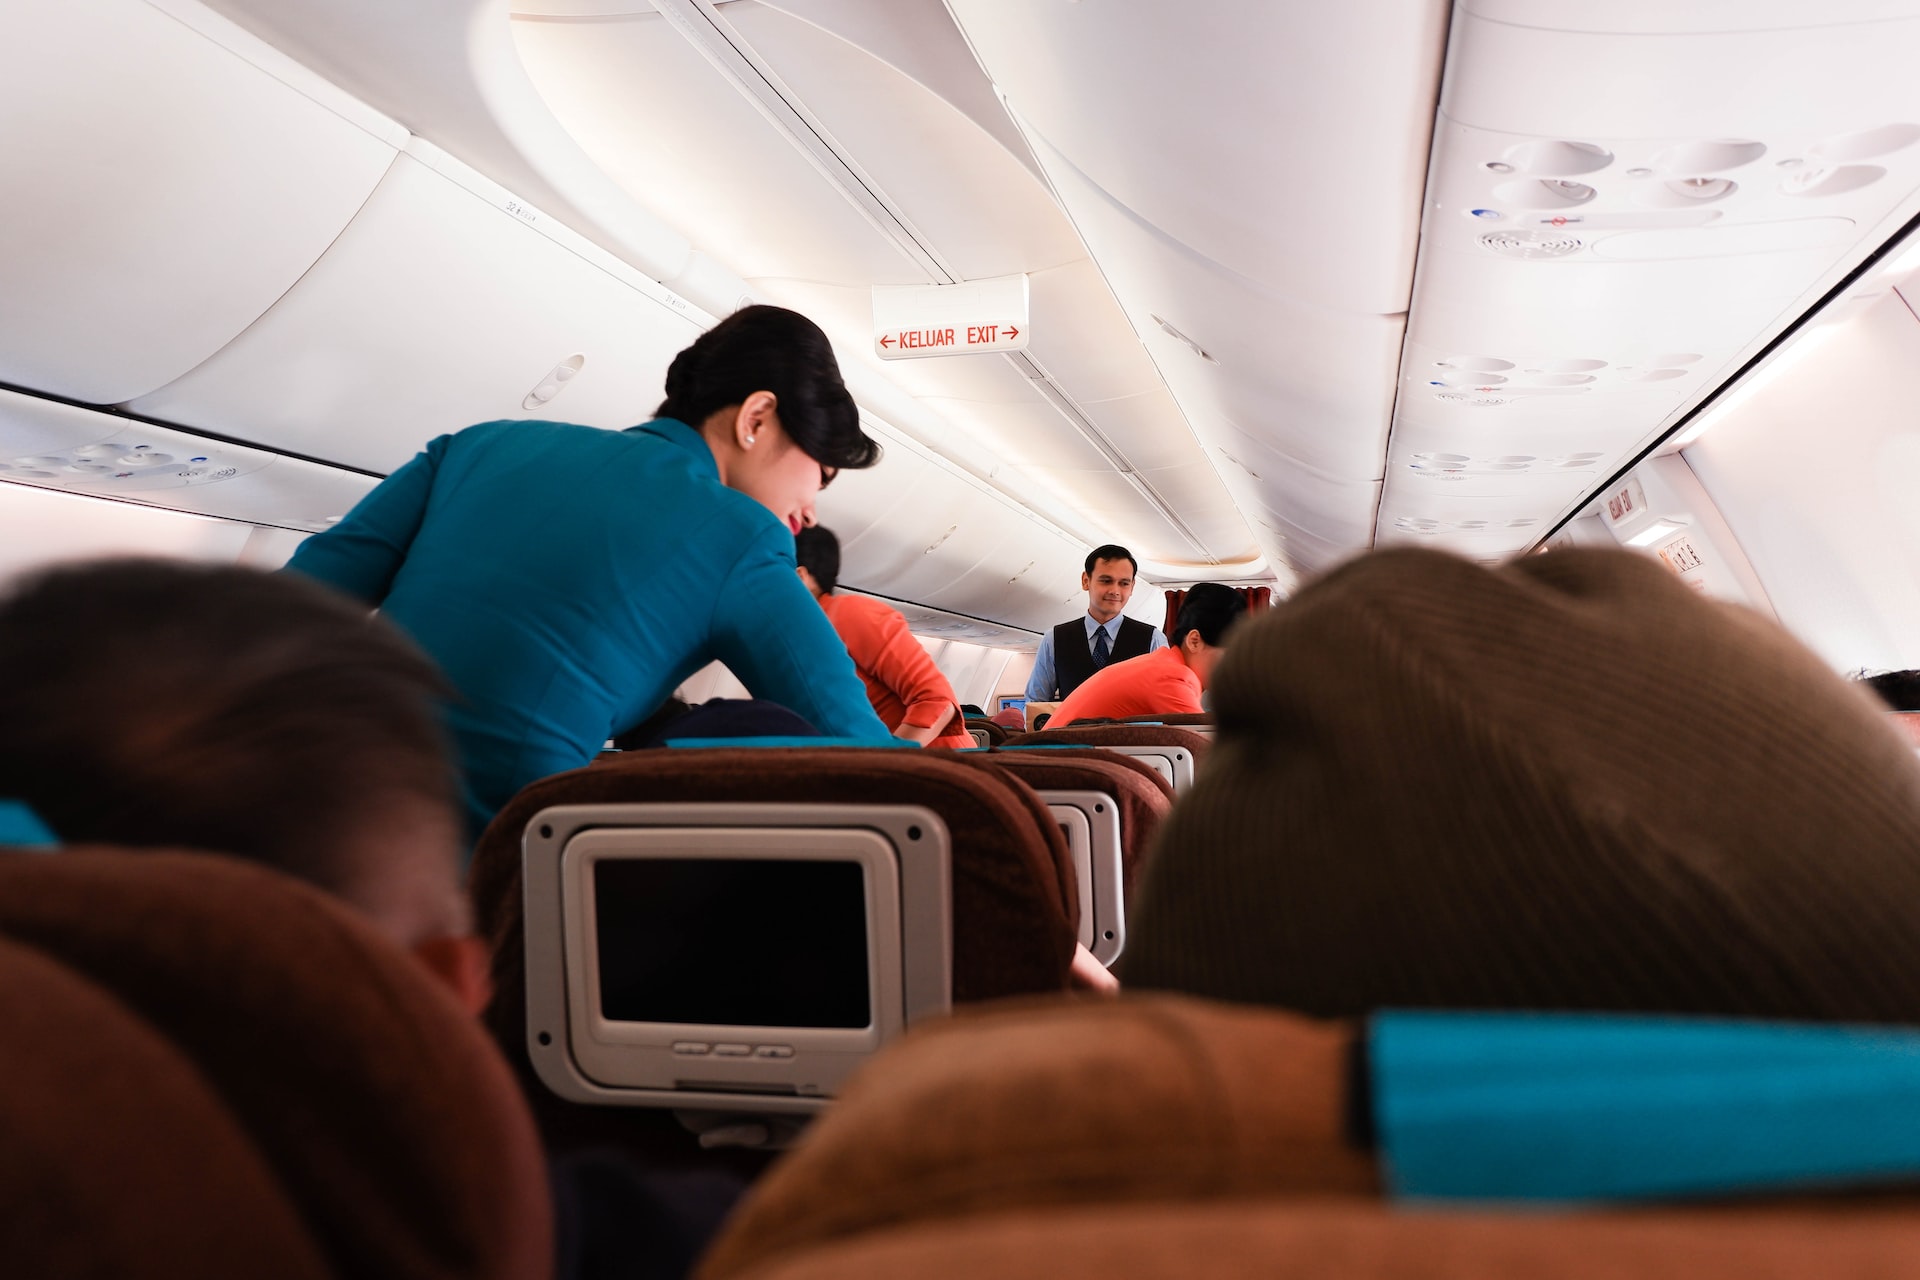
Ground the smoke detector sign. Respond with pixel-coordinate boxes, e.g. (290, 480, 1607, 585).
(873, 274, 1029, 360)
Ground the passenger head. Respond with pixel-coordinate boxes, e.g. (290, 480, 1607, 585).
(1123, 547, 1920, 1024)
(660, 305, 880, 535)
(0, 560, 486, 1010)
(1082, 545, 1139, 623)
(793, 524, 841, 597)
(1170, 582, 1248, 689)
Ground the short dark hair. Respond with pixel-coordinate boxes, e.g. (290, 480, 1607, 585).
(0, 561, 460, 922)
(656, 305, 881, 471)
(793, 525, 841, 595)
(1861, 669, 1920, 712)
(1085, 545, 1138, 577)
(1172, 582, 1248, 648)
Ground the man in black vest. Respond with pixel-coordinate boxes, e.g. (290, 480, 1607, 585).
(1025, 544, 1167, 702)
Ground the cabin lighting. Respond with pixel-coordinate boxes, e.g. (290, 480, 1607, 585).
(1624, 518, 1687, 549)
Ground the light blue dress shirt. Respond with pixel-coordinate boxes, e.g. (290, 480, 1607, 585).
(1025, 611, 1168, 702)
(287, 417, 891, 837)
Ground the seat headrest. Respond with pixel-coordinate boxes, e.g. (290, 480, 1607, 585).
(1122, 547, 1920, 1022)
(696, 994, 1372, 1280)
(704, 1198, 1920, 1280)
(0, 850, 551, 1280)
(0, 933, 332, 1278)
(1007, 725, 1212, 757)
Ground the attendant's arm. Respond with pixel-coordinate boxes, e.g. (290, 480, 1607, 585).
(1024, 630, 1058, 702)
(859, 605, 962, 745)
(284, 435, 450, 604)
(711, 530, 893, 740)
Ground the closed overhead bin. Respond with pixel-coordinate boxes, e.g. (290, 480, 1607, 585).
(130, 140, 709, 473)
(0, 0, 403, 405)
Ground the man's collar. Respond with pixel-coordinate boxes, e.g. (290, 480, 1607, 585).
(1084, 613, 1121, 636)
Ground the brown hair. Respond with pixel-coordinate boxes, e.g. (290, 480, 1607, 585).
(0, 560, 465, 935)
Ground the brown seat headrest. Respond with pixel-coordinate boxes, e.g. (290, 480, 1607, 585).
(710, 1198, 1920, 1280)
(0, 851, 552, 1280)
(961, 748, 1174, 891)
(1123, 547, 1920, 1022)
(697, 994, 1372, 1280)
(0, 932, 332, 1278)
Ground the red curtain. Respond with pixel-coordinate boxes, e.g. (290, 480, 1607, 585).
(1161, 586, 1272, 639)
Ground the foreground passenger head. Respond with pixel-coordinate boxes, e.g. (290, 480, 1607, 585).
(1123, 547, 1920, 1021)
(0, 560, 483, 1004)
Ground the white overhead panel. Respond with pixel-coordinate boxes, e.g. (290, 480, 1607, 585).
(946, 0, 1450, 581)
(1381, 0, 1920, 553)
(0, 390, 375, 533)
(0, 0, 402, 405)
(509, 0, 1261, 573)
(129, 142, 706, 473)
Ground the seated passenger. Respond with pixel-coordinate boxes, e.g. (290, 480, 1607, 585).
(1049, 583, 1246, 728)
(1122, 548, 1920, 1022)
(794, 526, 974, 748)
(284, 306, 892, 841)
(0, 559, 487, 1010)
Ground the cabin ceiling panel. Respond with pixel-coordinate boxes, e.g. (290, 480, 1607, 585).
(720, 2, 1084, 279)
(128, 148, 704, 473)
(511, 11, 923, 286)
(0, 0, 401, 406)
(1461, 0, 1920, 34)
(1019, 124, 1405, 487)
(945, 0, 1448, 314)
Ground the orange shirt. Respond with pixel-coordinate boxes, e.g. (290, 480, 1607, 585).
(1050, 645, 1201, 727)
(818, 594, 974, 749)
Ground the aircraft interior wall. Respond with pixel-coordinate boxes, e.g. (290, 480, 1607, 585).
(0, 482, 290, 586)
(1679, 287, 1920, 674)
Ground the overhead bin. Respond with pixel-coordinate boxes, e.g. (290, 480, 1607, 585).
(0, 390, 374, 533)
(0, 0, 402, 405)
(130, 140, 707, 473)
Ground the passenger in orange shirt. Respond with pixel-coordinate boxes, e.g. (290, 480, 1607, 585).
(1051, 583, 1248, 727)
(795, 527, 976, 748)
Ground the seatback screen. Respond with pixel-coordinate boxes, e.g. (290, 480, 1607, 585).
(593, 858, 871, 1029)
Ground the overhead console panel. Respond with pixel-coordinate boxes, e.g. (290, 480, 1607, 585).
(0, 0, 402, 405)
(1378, 0, 1920, 564)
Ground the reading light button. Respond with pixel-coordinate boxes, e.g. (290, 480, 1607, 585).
(671, 1042, 711, 1056)
(713, 1043, 753, 1057)
(754, 1045, 794, 1059)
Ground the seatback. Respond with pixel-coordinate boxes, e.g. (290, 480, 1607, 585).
(1006, 725, 1211, 792)
(1118, 712, 1215, 739)
(962, 748, 1175, 963)
(0, 931, 333, 1280)
(0, 850, 554, 1280)
(471, 748, 1078, 1151)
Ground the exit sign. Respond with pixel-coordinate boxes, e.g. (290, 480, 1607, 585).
(873, 274, 1029, 360)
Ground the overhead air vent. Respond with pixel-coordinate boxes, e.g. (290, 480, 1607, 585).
(1433, 390, 1511, 405)
(1476, 230, 1583, 259)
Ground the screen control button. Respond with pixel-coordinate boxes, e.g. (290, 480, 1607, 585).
(671, 1042, 711, 1056)
(713, 1043, 753, 1057)
(754, 1045, 794, 1059)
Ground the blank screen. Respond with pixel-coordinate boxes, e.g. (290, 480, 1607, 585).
(594, 858, 871, 1029)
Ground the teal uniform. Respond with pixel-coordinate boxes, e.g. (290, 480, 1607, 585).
(286, 417, 891, 837)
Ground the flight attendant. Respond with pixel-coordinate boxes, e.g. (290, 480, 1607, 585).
(794, 525, 976, 748)
(1025, 544, 1167, 702)
(287, 306, 892, 838)
(1050, 583, 1247, 727)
